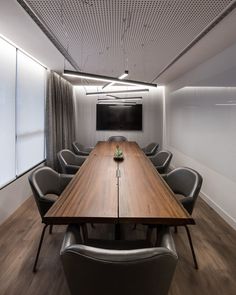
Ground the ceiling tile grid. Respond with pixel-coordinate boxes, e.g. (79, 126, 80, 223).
(23, 0, 234, 82)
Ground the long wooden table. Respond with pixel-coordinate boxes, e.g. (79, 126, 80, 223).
(45, 141, 194, 226)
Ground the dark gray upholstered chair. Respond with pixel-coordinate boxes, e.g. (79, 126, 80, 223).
(61, 225, 178, 295)
(29, 166, 73, 272)
(72, 141, 93, 156)
(108, 135, 127, 142)
(57, 149, 86, 174)
(142, 142, 159, 156)
(162, 167, 203, 269)
(149, 150, 173, 174)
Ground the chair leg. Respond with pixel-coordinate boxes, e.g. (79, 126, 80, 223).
(33, 224, 48, 273)
(174, 226, 178, 233)
(81, 224, 88, 243)
(146, 227, 154, 243)
(115, 223, 121, 240)
(184, 225, 198, 270)
(49, 225, 53, 234)
(132, 224, 137, 230)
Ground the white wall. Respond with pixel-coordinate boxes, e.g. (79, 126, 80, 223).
(165, 41, 236, 230)
(0, 0, 52, 224)
(0, 165, 43, 225)
(74, 86, 164, 147)
(0, 0, 64, 71)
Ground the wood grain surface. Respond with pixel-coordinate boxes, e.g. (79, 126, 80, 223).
(119, 154, 193, 225)
(91, 141, 142, 157)
(1, 197, 236, 295)
(45, 154, 118, 224)
(45, 141, 193, 225)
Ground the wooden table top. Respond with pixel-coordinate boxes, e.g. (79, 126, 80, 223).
(45, 141, 194, 225)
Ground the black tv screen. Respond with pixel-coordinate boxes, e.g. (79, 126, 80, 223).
(96, 104, 142, 131)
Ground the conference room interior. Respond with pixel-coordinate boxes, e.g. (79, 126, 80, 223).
(0, 1, 236, 295)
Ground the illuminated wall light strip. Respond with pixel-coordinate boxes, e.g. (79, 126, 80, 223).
(63, 70, 157, 88)
(0, 34, 47, 69)
(215, 103, 236, 106)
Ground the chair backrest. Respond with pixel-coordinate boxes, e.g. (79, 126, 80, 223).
(58, 149, 77, 173)
(164, 167, 203, 214)
(28, 167, 61, 219)
(151, 150, 172, 173)
(143, 142, 159, 156)
(61, 230, 178, 295)
(108, 136, 127, 142)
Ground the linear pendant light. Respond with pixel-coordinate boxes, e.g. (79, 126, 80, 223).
(104, 95, 142, 100)
(63, 70, 157, 87)
(86, 88, 149, 96)
(118, 71, 129, 80)
(103, 70, 129, 89)
(98, 101, 137, 105)
(98, 98, 142, 101)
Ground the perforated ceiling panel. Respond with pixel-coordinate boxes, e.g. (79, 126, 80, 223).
(19, 0, 235, 83)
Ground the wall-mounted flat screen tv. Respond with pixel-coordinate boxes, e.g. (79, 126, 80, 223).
(96, 104, 142, 131)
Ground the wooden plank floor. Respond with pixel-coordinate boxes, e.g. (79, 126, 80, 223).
(0, 196, 235, 295)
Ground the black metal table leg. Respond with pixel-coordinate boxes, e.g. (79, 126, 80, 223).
(49, 225, 53, 234)
(115, 223, 121, 240)
(185, 225, 199, 269)
(33, 224, 48, 273)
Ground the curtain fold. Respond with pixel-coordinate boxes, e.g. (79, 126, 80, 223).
(46, 71, 75, 170)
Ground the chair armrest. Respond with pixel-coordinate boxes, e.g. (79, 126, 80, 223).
(75, 156, 87, 166)
(60, 225, 82, 254)
(38, 196, 56, 218)
(180, 197, 194, 214)
(161, 174, 168, 180)
(40, 195, 56, 204)
(61, 225, 178, 263)
(59, 174, 74, 192)
(157, 227, 177, 257)
(77, 150, 90, 156)
(149, 156, 156, 164)
(65, 164, 80, 175)
(84, 147, 93, 153)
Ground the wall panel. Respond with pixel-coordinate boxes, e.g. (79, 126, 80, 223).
(165, 40, 236, 229)
(74, 86, 164, 148)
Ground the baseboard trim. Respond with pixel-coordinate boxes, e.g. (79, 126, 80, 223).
(168, 163, 236, 230)
(200, 191, 236, 230)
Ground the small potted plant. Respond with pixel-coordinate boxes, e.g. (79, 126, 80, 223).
(114, 145, 124, 161)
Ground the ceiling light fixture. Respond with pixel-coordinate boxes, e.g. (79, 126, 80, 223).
(103, 70, 129, 89)
(98, 100, 136, 103)
(215, 103, 236, 106)
(86, 88, 149, 96)
(118, 71, 129, 80)
(98, 101, 137, 106)
(103, 95, 142, 100)
(63, 70, 157, 87)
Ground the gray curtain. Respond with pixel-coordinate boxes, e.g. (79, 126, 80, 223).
(46, 71, 75, 170)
